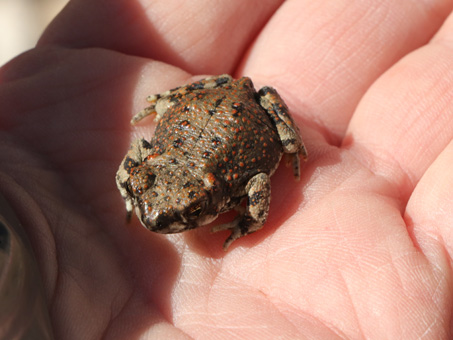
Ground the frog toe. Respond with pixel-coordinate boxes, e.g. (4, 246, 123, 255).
(211, 218, 247, 251)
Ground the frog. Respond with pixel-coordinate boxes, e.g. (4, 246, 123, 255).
(116, 75, 307, 250)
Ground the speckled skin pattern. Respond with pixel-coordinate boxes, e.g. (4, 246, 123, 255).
(116, 75, 307, 250)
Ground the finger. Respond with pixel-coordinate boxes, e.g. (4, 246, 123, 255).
(242, 0, 452, 140)
(345, 11, 453, 201)
(38, 0, 283, 75)
(406, 140, 453, 265)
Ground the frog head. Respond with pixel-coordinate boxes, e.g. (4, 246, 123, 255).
(126, 163, 219, 233)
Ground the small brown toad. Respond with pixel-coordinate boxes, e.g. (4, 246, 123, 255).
(116, 75, 307, 250)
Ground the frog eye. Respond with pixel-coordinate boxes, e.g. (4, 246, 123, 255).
(129, 167, 156, 196)
(187, 203, 203, 219)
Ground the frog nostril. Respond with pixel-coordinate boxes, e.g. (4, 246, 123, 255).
(155, 212, 173, 230)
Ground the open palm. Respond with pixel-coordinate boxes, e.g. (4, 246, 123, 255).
(1, 1, 453, 339)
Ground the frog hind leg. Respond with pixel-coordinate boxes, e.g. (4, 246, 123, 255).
(258, 86, 308, 180)
(131, 74, 234, 124)
(212, 173, 271, 251)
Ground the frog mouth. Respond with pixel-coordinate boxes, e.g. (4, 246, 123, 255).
(153, 221, 197, 234)
(135, 201, 218, 234)
(136, 206, 198, 234)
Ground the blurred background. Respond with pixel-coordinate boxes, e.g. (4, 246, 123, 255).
(0, 0, 69, 66)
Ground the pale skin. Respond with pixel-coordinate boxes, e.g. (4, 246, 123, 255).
(1, 0, 453, 339)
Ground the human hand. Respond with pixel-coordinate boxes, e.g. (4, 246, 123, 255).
(1, 1, 452, 338)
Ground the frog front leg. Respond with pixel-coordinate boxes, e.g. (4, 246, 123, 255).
(212, 173, 271, 250)
(116, 138, 154, 221)
(258, 86, 308, 180)
(131, 74, 234, 124)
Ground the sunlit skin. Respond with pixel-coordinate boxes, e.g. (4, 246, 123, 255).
(1, 0, 453, 339)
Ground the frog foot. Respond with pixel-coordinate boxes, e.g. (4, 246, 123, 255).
(211, 216, 258, 251)
(212, 173, 271, 250)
